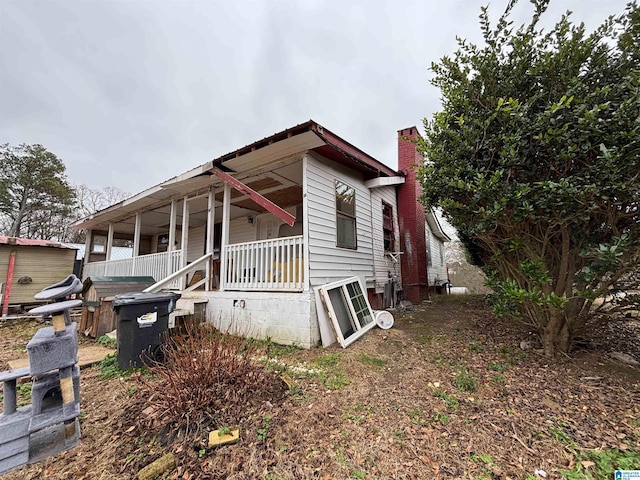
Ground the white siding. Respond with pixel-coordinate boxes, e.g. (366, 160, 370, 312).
(306, 153, 374, 287)
(229, 217, 256, 244)
(426, 226, 448, 285)
(370, 186, 402, 293)
(187, 225, 206, 262)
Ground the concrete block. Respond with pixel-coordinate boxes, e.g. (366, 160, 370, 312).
(0, 450, 29, 475)
(29, 401, 80, 433)
(28, 418, 80, 465)
(208, 429, 239, 447)
(0, 435, 29, 462)
(0, 408, 30, 474)
(0, 406, 31, 442)
(31, 366, 80, 415)
(27, 324, 78, 376)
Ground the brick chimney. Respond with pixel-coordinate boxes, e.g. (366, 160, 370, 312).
(396, 127, 429, 303)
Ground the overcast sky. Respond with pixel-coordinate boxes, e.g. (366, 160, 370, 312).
(0, 0, 630, 195)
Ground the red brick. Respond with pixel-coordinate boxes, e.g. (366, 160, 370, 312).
(397, 127, 429, 302)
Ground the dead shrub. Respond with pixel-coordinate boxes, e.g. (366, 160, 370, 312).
(138, 322, 285, 442)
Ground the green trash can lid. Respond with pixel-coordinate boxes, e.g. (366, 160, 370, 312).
(113, 291, 181, 307)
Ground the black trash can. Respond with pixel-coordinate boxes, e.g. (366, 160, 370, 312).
(112, 292, 180, 369)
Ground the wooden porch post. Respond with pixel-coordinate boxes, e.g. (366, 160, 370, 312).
(132, 213, 141, 276)
(219, 183, 231, 292)
(302, 154, 311, 292)
(168, 199, 177, 277)
(106, 223, 114, 262)
(83, 229, 92, 278)
(181, 196, 189, 289)
(206, 187, 215, 291)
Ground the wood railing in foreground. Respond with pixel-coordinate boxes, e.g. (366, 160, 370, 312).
(144, 252, 214, 293)
(223, 235, 304, 291)
(83, 250, 183, 287)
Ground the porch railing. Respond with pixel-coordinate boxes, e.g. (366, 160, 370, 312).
(83, 250, 184, 289)
(144, 252, 213, 293)
(223, 235, 304, 291)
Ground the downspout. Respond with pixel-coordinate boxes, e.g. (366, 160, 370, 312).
(2, 250, 16, 317)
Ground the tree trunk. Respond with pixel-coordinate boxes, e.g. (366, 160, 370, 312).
(8, 193, 28, 237)
(542, 309, 571, 356)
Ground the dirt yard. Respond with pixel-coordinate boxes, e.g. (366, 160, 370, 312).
(1, 296, 639, 479)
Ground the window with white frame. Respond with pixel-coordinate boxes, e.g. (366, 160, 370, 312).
(319, 276, 376, 347)
(335, 180, 357, 249)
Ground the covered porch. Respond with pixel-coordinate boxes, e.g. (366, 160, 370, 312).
(73, 126, 321, 294)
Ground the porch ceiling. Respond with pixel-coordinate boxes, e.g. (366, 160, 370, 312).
(80, 167, 304, 237)
(72, 133, 316, 235)
(72, 121, 398, 236)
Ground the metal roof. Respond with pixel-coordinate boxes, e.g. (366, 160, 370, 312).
(0, 236, 77, 250)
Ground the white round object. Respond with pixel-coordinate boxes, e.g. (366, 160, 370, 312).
(374, 310, 394, 329)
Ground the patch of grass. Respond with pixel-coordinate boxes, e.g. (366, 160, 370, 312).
(433, 388, 459, 409)
(342, 412, 364, 423)
(310, 353, 349, 389)
(560, 449, 640, 479)
(257, 414, 272, 441)
(96, 335, 116, 349)
(12, 344, 26, 352)
(313, 353, 342, 368)
(489, 363, 509, 373)
(248, 337, 300, 358)
(96, 353, 133, 379)
(549, 426, 574, 446)
(17, 381, 32, 406)
(407, 406, 424, 424)
(454, 369, 477, 392)
(468, 342, 485, 353)
(357, 354, 387, 368)
(492, 374, 505, 384)
(499, 346, 528, 364)
(471, 453, 493, 465)
(417, 333, 434, 344)
(434, 412, 450, 425)
(324, 372, 349, 390)
(350, 470, 366, 479)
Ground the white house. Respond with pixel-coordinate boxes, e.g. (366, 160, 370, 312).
(72, 121, 448, 347)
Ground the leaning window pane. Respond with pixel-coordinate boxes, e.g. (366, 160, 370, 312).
(346, 282, 373, 327)
(328, 287, 356, 338)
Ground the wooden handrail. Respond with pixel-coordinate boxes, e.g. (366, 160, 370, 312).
(143, 252, 213, 293)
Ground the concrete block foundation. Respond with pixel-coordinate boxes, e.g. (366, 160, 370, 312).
(203, 291, 320, 348)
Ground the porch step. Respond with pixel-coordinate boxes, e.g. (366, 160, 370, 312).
(169, 297, 209, 329)
(176, 297, 208, 315)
